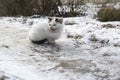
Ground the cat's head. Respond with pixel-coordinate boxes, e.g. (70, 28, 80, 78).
(48, 17, 63, 32)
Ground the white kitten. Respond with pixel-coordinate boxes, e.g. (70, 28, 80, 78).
(29, 17, 63, 44)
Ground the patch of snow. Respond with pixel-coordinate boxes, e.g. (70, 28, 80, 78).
(0, 16, 120, 80)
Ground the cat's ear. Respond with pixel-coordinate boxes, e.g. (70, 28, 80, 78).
(55, 17, 63, 24)
(48, 17, 53, 23)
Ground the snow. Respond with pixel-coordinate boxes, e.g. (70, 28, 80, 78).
(0, 52, 45, 80)
(0, 4, 120, 80)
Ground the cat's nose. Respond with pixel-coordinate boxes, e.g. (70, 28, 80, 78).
(51, 26, 54, 29)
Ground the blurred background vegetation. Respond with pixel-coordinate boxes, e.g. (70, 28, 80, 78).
(97, 7, 120, 21)
(0, 0, 120, 21)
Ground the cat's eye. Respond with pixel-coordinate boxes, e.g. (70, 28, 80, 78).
(49, 24, 51, 26)
(53, 24, 56, 26)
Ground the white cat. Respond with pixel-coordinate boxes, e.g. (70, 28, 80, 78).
(29, 17, 63, 44)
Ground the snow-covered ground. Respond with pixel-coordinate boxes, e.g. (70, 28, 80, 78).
(0, 3, 120, 79)
(0, 16, 120, 80)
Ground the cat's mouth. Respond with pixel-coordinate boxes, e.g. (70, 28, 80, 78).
(51, 28, 56, 31)
(50, 28, 57, 32)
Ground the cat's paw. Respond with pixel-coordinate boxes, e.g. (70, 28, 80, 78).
(48, 41, 55, 45)
(47, 39, 55, 44)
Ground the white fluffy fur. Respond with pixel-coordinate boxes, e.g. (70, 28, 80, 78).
(29, 18, 63, 43)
